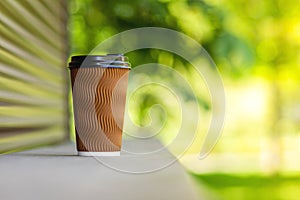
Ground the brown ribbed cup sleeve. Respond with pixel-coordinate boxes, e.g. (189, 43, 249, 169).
(70, 67, 129, 152)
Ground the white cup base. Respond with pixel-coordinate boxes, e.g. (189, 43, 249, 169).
(78, 151, 120, 156)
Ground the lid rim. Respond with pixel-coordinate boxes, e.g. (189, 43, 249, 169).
(68, 54, 131, 69)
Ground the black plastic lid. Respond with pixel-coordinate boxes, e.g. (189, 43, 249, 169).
(69, 54, 131, 69)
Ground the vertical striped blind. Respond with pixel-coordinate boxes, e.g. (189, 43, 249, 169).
(0, 0, 69, 153)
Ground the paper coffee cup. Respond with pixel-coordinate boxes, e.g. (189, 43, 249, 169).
(69, 54, 130, 156)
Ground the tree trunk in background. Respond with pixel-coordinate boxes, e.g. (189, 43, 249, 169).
(267, 75, 283, 174)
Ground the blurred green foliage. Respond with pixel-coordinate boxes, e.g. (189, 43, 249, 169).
(68, 0, 300, 148)
(192, 173, 300, 200)
(68, 0, 300, 197)
(69, 0, 300, 76)
(68, 0, 300, 150)
(69, 0, 300, 199)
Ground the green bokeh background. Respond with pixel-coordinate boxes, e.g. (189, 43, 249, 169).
(68, 0, 300, 199)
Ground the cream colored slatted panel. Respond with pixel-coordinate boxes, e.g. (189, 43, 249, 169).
(0, 0, 69, 153)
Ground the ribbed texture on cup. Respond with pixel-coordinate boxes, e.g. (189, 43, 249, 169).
(70, 67, 129, 152)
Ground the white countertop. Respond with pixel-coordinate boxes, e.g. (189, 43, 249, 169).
(0, 140, 210, 200)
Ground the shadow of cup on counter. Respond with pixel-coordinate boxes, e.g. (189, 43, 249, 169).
(69, 54, 130, 156)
